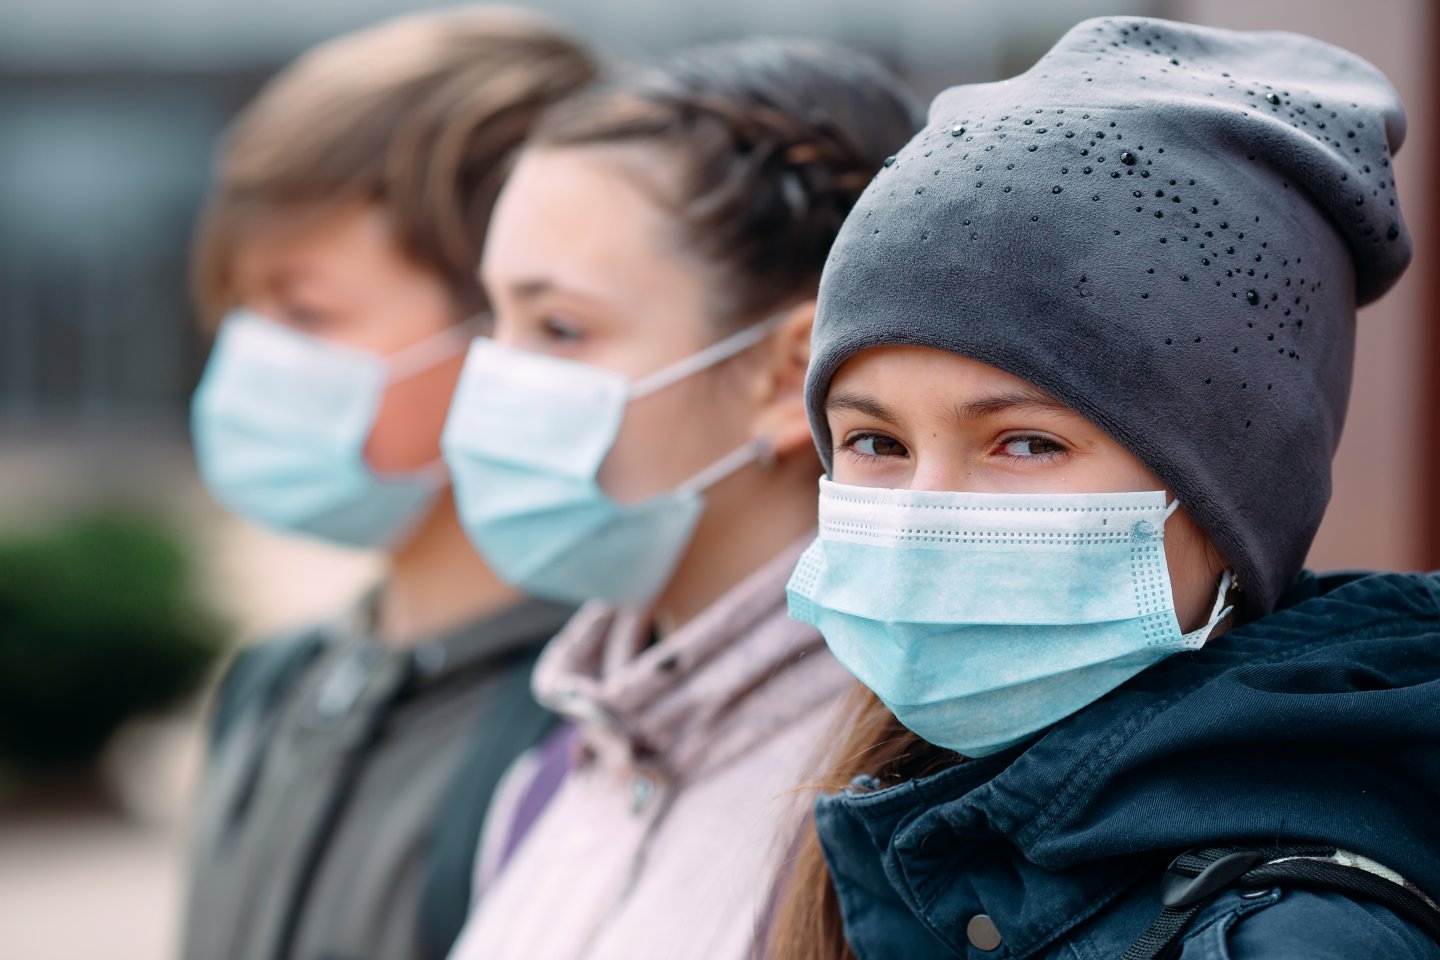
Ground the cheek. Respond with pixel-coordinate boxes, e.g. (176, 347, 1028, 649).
(363, 353, 464, 473)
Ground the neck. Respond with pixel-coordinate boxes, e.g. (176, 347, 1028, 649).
(650, 453, 819, 638)
(376, 490, 522, 647)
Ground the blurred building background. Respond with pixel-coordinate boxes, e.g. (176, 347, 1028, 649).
(0, 1, 1433, 957)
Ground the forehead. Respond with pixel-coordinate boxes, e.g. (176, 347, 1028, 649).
(231, 204, 395, 283)
(481, 145, 689, 286)
(829, 344, 1046, 400)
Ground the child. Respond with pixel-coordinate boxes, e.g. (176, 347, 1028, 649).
(182, 11, 595, 960)
(440, 38, 920, 960)
(771, 17, 1440, 960)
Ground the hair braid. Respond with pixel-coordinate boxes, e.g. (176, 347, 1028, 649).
(529, 37, 922, 325)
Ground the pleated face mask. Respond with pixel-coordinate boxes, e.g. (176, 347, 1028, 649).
(441, 318, 780, 606)
(787, 478, 1232, 757)
(191, 310, 471, 548)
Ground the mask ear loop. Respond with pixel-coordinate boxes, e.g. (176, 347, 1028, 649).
(629, 313, 788, 400)
(1164, 499, 1235, 648)
(385, 315, 487, 382)
(622, 316, 789, 498)
(674, 438, 769, 496)
(1180, 569, 1235, 648)
(375, 316, 488, 487)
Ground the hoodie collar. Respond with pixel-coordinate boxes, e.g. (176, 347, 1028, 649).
(534, 535, 843, 780)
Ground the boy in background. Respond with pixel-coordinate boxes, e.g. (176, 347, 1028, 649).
(183, 11, 595, 960)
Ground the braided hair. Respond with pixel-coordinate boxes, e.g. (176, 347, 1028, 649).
(528, 38, 922, 326)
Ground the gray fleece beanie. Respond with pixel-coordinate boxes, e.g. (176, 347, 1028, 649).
(807, 16, 1411, 616)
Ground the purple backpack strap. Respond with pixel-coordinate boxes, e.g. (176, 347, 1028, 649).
(497, 722, 579, 874)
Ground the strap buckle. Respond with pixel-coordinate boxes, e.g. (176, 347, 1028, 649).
(1160, 850, 1271, 908)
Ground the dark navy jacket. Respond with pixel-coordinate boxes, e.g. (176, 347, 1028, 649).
(814, 571, 1440, 959)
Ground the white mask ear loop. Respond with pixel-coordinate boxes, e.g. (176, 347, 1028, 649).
(675, 438, 768, 496)
(1180, 569, 1235, 648)
(598, 314, 787, 501)
(385, 315, 486, 382)
(1163, 499, 1234, 648)
(375, 316, 487, 486)
(629, 313, 788, 400)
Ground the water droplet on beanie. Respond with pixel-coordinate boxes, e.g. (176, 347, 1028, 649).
(883, 156, 896, 167)
(1245, 290, 1260, 305)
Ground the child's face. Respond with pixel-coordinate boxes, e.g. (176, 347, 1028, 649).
(826, 345, 1226, 632)
(231, 204, 466, 475)
(479, 145, 780, 506)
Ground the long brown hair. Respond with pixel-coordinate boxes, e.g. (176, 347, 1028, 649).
(525, 38, 921, 328)
(193, 8, 597, 323)
(766, 684, 956, 960)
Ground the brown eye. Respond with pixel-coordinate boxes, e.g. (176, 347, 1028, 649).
(851, 434, 909, 458)
(1000, 436, 1066, 458)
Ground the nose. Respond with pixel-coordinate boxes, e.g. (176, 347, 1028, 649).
(487, 309, 524, 348)
(909, 454, 969, 494)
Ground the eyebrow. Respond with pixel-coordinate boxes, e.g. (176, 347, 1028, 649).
(502, 276, 617, 315)
(949, 388, 1072, 424)
(825, 385, 1073, 427)
(507, 278, 557, 302)
(825, 389, 902, 425)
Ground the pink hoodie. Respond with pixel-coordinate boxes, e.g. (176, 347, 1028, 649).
(447, 538, 851, 960)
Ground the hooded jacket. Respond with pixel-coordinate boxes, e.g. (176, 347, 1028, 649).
(815, 571, 1440, 959)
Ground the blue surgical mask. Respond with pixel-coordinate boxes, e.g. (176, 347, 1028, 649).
(441, 319, 781, 606)
(192, 310, 472, 548)
(787, 478, 1232, 757)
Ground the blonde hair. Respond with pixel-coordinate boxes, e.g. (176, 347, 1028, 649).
(192, 7, 597, 323)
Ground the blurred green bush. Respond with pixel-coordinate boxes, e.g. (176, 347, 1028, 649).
(0, 514, 226, 771)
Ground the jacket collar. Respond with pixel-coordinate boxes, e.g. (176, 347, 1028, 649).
(817, 571, 1440, 958)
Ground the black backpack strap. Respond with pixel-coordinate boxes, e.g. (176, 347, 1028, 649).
(208, 630, 327, 752)
(416, 643, 558, 960)
(1122, 845, 1440, 960)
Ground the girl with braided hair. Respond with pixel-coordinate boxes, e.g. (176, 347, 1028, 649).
(441, 37, 919, 960)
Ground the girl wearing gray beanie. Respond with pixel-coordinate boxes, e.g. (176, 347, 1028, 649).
(768, 17, 1440, 960)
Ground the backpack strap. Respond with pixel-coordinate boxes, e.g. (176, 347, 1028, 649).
(416, 643, 559, 960)
(1122, 845, 1440, 960)
(207, 630, 327, 752)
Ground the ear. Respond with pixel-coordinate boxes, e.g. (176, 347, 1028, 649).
(750, 300, 816, 459)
